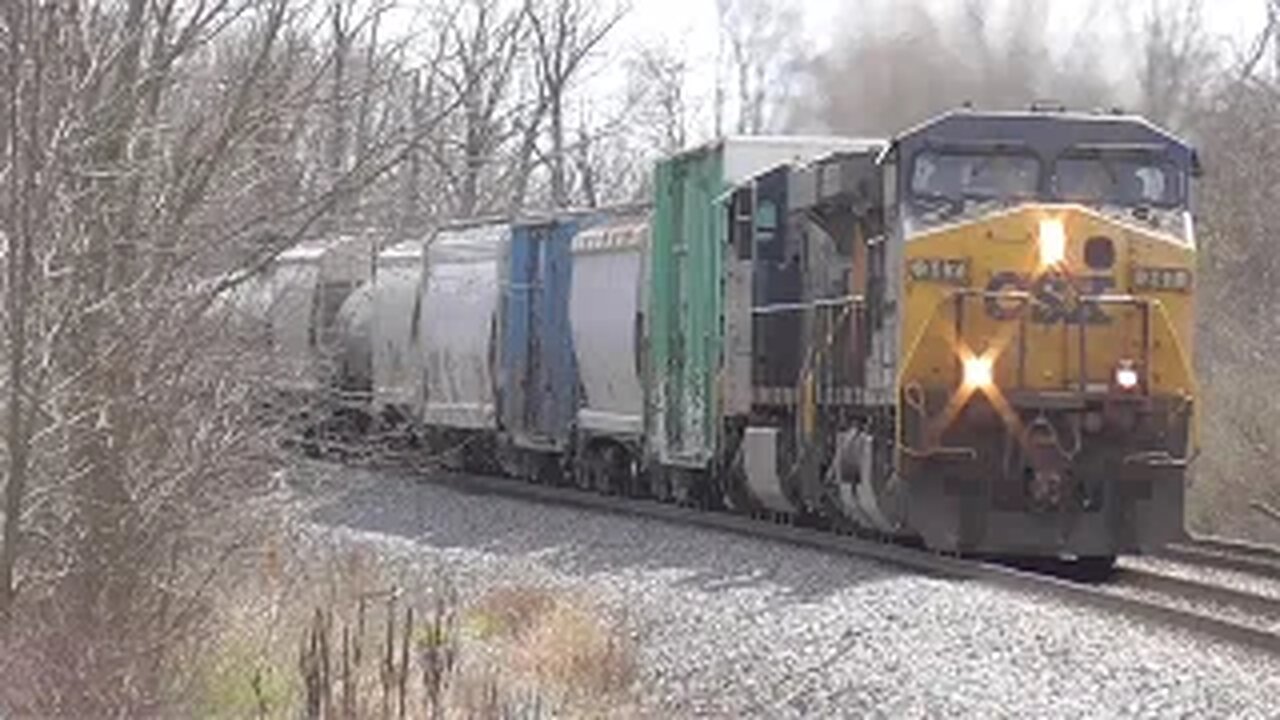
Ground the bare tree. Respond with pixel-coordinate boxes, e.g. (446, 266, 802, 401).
(1182, 1, 1280, 541)
(524, 0, 625, 207)
(425, 0, 527, 217)
(717, 0, 802, 135)
(1236, 0, 1280, 82)
(1131, 0, 1216, 130)
(627, 41, 690, 154)
(0, 0, 445, 712)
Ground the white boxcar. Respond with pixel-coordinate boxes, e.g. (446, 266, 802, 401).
(569, 215, 649, 439)
(416, 220, 509, 430)
(371, 239, 426, 419)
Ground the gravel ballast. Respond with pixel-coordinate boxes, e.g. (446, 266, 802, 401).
(296, 462, 1280, 718)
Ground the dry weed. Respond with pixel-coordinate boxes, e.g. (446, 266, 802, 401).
(195, 530, 640, 718)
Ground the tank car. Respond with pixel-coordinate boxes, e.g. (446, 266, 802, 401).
(369, 238, 428, 430)
(226, 233, 376, 430)
(414, 219, 510, 469)
(566, 211, 650, 493)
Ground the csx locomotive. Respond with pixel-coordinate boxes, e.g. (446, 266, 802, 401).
(238, 108, 1200, 571)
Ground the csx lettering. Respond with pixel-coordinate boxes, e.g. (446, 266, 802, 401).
(983, 272, 1114, 325)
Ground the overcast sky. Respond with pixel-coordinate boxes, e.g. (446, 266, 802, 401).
(605, 0, 1272, 140)
(625, 0, 1269, 59)
(379, 0, 1274, 146)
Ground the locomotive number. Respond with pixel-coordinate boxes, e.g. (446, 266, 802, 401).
(984, 272, 1114, 325)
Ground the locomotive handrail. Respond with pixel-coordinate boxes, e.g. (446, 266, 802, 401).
(751, 295, 865, 316)
(901, 287, 1194, 400)
(1083, 294, 1199, 456)
(943, 288, 1158, 393)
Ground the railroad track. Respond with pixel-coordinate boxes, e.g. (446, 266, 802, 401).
(337, 458, 1280, 656)
(1160, 535, 1280, 581)
(1113, 564, 1280, 631)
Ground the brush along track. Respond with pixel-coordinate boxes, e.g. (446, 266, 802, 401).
(376, 464, 1280, 657)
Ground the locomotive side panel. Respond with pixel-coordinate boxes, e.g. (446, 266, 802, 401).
(719, 148, 886, 516)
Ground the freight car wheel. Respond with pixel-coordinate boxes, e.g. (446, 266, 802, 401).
(668, 467, 717, 509)
(532, 452, 565, 486)
(649, 467, 674, 503)
(573, 457, 597, 491)
(603, 444, 635, 497)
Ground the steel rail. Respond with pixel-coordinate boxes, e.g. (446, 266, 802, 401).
(1115, 566, 1280, 621)
(1161, 536, 1280, 582)
(377, 465, 1280, 656)
(1185, 534, 1280, 564)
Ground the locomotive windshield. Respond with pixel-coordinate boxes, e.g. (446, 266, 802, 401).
(1053, 150, 1182, 207)
(911, 150, 1040, 202)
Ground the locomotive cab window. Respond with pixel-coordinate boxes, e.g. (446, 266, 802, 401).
(1053, 150, 1184, 208)
(910, 150, 1040, 202)
(755, 200, 782, 261)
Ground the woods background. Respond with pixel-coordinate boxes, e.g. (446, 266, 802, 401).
(0, 0, 1277, 714)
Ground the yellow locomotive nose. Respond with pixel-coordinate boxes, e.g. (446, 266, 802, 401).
(896, 201, 1196, 558)
(900, 203, 1195, 400)
(882, 110, 1197, 561)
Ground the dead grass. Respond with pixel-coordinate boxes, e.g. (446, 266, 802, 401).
(466, 586, 637, 710)
(193, 526, 640, 718)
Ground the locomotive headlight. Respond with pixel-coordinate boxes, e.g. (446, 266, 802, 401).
(1114, 360, 1140, 391)
(963, 355, 994, 390)
(1038, 218, 1066, 268)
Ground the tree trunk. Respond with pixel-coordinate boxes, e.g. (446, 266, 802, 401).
(0, 0, 33, 622)
(330, 0, 349, 228)
(550, 87, 567, 207)
(67, 0, 149, 637)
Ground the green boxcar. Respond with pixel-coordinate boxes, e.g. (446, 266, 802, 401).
(647, 136, 874, 470)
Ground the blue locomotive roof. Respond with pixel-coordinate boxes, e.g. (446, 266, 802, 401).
(886, 109, 1199, 174)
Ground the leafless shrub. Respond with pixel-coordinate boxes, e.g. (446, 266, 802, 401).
(0, 0, 435, 713)
(196, 528, 637, 718)
(1187, 46, 1280, 542)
